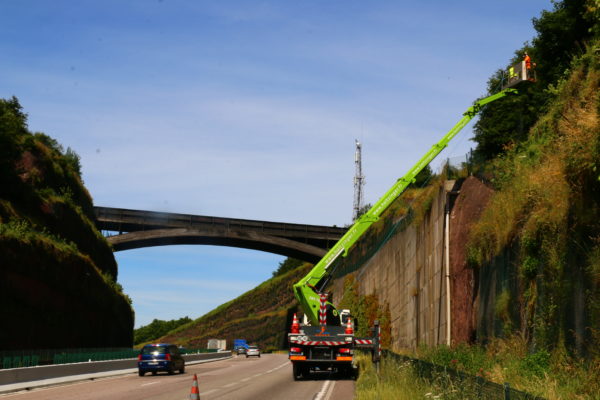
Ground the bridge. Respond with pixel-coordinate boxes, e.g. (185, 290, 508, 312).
(94, 207, 347, 263)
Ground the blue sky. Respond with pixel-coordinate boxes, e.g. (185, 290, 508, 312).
(1, 0, 552, 328)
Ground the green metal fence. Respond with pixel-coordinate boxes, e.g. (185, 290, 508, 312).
(384, 350, 545, 400)
(0, 347, 212, 369)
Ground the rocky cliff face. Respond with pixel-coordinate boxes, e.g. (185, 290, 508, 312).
(0, 97, 133, 350)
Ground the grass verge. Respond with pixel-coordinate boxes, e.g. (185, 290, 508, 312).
(355, 353, 432, 400)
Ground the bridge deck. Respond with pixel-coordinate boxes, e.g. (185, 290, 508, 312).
(94, 207, 347, 261)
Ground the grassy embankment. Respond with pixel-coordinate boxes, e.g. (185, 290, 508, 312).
(464, 41, 600, 400)
(0, 97, 134, 349)
(355, 335, 599, 400)
(158, 263, 313, 351)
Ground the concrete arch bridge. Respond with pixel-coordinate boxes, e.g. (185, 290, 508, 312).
(94, 207, 347, 263)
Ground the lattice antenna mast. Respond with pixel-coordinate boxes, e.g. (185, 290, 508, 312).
(352, 139, 365, 221)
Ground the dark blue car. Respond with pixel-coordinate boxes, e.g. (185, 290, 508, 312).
(137, 344, 185, 376)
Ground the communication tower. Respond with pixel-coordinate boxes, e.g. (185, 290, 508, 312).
(352, 139, 365, 221)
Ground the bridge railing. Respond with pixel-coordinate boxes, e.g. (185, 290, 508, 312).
(94, 207, 346, 240)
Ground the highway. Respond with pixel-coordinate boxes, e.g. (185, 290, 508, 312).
(0, 354, 354, 400)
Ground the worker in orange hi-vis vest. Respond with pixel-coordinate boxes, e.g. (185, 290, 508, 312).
(524, 52, 536, 81)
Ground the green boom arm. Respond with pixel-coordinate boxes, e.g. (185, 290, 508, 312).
(294, 88, 517, 325)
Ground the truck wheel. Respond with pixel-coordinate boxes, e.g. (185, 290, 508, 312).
(293, 364, 303, 381)
(180, 365, 185, 374)
(138, 370, 145, 377)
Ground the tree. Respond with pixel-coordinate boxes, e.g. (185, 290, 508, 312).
(355, 203, 373, 219)
(532, 0, 596, 87)
(472, 68, 539, 160)
(412, 165, 433, 188)
(134, 316, 192, 345)
(0, 97, 28, 190)
(272, 257, 304, 277)
(472, 0, 597, 161)
(64, 147, 82, 177)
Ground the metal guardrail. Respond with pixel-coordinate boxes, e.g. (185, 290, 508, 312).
(384, 350, 545, 400)
(0, 352, 230, 391)
(0, 347, 214, 369)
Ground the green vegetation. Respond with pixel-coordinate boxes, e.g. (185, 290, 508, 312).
(354, 203, 373, 221)
(0, 97, 118, 278)
(355, 352, 499, 400)
(134, 317, 192, 345)
(355, 340, 600, 399)
(272, 257, 303, 277)
(414, 338, 600, 399)
(410, 164, 434, 188)
(472, 0, 598, 162)
(468, 38, 600, 352)
(355, 354, 432, 400)
(454, 1, 600, 398)
(338, 274, 392, 346)
(0, 97, 133, 349)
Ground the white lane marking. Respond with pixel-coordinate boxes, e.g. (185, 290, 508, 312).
(314, 380, 335, 400)
(323, 380, 336, 400)
(140, 381, 160, 387)
(266, 362, 289, 374)
(183, 358, 290, 398)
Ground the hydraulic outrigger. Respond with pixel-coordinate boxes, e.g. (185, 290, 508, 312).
(288, 87, 518, 380)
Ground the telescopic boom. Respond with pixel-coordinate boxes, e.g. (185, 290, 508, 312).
(293, 88, 517, 325)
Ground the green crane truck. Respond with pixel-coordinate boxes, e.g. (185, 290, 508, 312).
(287, 88, 518, 380)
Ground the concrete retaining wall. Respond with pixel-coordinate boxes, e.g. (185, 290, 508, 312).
(332, 182, 453, 350)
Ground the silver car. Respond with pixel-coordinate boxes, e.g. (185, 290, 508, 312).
(245, 345, 260, 358)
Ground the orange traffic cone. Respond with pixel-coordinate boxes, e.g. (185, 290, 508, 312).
(345, 317, 353, 335)
(190, 373, 200, 400)
(291, 313, 300, 334)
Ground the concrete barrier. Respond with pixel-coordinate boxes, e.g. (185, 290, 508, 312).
(0, 352, 231, 394)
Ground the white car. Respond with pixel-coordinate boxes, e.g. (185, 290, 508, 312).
(245, 345, 260, 358)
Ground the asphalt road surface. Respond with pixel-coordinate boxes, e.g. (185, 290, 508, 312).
(0, 354, 355, 400)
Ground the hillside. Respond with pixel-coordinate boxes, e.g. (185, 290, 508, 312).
(0, 97, 134, 350)
(467, 41, 600, 355)
(159, 263, 312, 351)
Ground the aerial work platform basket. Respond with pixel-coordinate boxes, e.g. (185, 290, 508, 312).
(503, 59, 536, 89)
